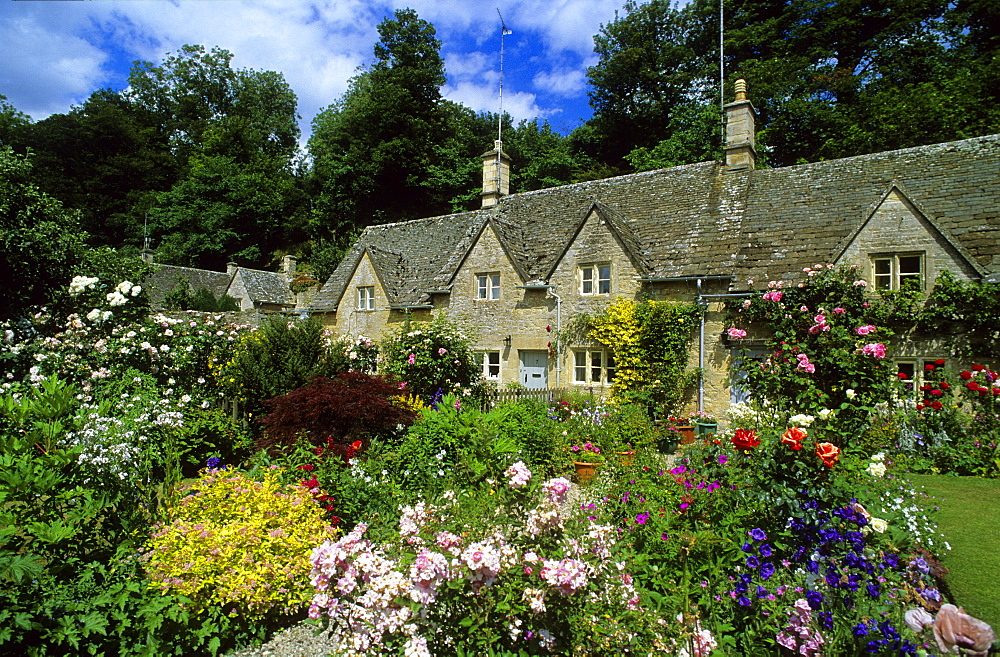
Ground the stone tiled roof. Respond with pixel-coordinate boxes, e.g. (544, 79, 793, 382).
(144, 264, 233, 306)
(310, 133, 1000, 312)
(234, 268, 293, 306)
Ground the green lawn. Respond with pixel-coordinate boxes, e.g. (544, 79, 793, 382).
(909, 474, 1000, 631)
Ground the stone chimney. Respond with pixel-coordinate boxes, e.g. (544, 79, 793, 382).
(481, 140, 511, 208)
(281, 254, 297, 281)
(724, 79, 757, 170)
(226, 262, 238, 276)
(141, 246, 155, 264)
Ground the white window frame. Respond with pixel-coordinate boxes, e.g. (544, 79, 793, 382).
(357, 286, 375, 311)
(580, 264, 611, 295)
(871, 253, 923, 291)
(479, 351, 501, 380)
(476, 273, 501, 300)
(572, 348, 616, 385)
(894, 358, 947, 399)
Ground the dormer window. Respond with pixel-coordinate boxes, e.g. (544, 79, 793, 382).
(871, 254, 923, 291)
(357, 286, 375, 311)
(580, 264, 611, 295)
(476, 273, 501, 300)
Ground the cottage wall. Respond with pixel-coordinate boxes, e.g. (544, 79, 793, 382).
(838, 189, 980, 286)
(334, 252, 392, 339)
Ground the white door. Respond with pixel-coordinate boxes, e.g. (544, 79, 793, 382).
(519, 350, 548, 389)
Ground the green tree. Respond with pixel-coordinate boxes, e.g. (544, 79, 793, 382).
(308, 9, 469, 232)
(0, 94, 31, 146)
(0, 148, 86, 319)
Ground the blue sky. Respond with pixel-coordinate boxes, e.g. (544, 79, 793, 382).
(1, 0, 632, 141)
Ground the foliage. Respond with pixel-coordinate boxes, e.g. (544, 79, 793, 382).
(163, 283, 241, 312)
(584, 0, 1000, 170)
(145, 467, 336, 618)
(587, 297, 700, 415)
(917, 270, 1000, 356)
(0, 147, 87, 320)
(379, 316, 479, 400)
(211, 316, 345, 419)
(256, 372, 416, 454)
(729, 264, 895, 438)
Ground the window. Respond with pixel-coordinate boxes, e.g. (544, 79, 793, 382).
(872, 254, 923, 291)
(476, 273, 501, 300)
(479, 351, 500, 380)
(580, 264, 611, 295)
(357, 286, 374, 310)
(895, 358, 947, 398)
(573, 349, 616, 385)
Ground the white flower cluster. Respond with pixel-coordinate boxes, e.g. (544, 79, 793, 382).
(505, 460, 532, 488)
(68, 275, 99, 296)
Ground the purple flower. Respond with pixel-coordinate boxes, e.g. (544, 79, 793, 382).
(805, 590, 823, 610)
(746, 555, 761, 569)
(866, 583, 881, 598)
(760, 562, 776, 580)
(718, 454, 729, 465)
(635, 512, 650, 525)
(749, 528, 767, 542)
(736, 595, 752, 607)
(206, 457, 221, 469)
(759, 543, 773, 557)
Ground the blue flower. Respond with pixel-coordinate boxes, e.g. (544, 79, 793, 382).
(756, 585, 769, 598)
(759, 543, 773, 557)
(737, 595, 752, 606)
(853, 622, 870, 636)
(817, 611, 833, 629)
(805, 590, 823, 610)
(206, 457, 221, 469)
(760, 562, 776, 580)
(866, 582, 881, 598)
(741, 542, 753, 553)
(749, 528, 767, 542)
(746, 555, 760, 569)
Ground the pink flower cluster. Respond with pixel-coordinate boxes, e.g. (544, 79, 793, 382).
(776, 598, 825, 657)
(861, 342, 887, 359)
(855, 324, 877, 336)
(807, 314, 830, 335)
(539, 557, 589, 596)
(727, 327, 748, 339)
(542, 477, 571, 505)
(505, 460, 532, 488)
(461, 541, 503, 590)
(796, 353, 816, 373)
(762, 290, 783, 302)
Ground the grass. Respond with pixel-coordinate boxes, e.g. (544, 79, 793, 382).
(909, 474, 1000, 630)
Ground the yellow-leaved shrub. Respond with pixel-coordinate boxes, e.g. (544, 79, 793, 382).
(145, 467, 337, 617)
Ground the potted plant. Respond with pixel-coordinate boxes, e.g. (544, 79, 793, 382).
(666, 415, 696, 444)
(689, 411, 718, 439)
(570, 442, 605, 483)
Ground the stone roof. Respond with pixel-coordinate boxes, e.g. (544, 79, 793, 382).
(310, 134, 1000, 312)
(233, 268, 294, 306)
(144, 264, 233, 306)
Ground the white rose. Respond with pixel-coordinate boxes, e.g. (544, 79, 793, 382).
(846, 389, 857, 399)
(869, 517, 888, 533)
(866, 461, 887, 478)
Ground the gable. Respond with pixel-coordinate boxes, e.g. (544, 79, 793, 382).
(836, 186, 983, 282)
(448, 222, 524, 290)
(335, 251, 389, 314)
(547, 205, 643, 297)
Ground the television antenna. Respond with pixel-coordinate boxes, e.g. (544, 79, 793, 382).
(497, 8, 512, 145)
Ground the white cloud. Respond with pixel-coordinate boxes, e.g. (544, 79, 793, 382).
(0, 0, 608, 134)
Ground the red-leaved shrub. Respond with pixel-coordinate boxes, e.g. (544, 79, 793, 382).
(256, 373, 416, 454)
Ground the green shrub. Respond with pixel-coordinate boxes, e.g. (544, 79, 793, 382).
(145, 467, 336, 617)
(380, 317, 478, 400)
(212, 316, 346, 418)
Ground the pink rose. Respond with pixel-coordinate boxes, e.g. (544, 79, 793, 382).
(833, 307, 845, 314)
(407, 352, 416, 365)
(861, 343, 887, 359)
(727, 328, 747, 339)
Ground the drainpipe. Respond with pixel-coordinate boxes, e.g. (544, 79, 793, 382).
(550, 289, 562, 388)
(697, 279, 706, 413)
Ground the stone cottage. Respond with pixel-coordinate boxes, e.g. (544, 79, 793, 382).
(143, 254, 301, 312)
(308, 81, 1000, 418)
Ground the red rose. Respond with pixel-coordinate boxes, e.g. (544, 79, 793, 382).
(815, 442, 841, 468)
(934, 359, 946, 366)
(916, 403, 925, 410)
(930, 389, 943, 396)
(941, 382, 950, 390)
(731, 429, 760, 450)
(896, 372, 909, 379)
(967, 382, 980, 390)
(781, 426, 808, 451)
(960, 371, 973, 380)
(931, 400, 943, 410)
(972, 364, 985, 372)
(925, 363, 936, 371)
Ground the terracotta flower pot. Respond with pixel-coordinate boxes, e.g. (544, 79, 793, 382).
(676, 425, 696, 444)
(616, 451, 635, 466)
(573, 461, 601, 484)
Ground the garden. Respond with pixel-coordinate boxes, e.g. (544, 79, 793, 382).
(1, 261, 999, 656)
